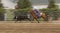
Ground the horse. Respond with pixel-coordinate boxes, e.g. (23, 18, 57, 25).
(29, 10, 49, 23)
(14, 12, 33, 23)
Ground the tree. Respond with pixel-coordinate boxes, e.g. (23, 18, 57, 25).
(47, 0, 59, 20)
(16, 0, 32, 9)
(15, 0, 32, 16)
(0, 0, 5, 20)
(48, 0, 58, 9)
(0, 0, 5, 13)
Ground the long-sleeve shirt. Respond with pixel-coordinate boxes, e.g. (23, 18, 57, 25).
(33, 9, 40, 17)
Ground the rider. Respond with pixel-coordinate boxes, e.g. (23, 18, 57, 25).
(33, 8, 41, 18)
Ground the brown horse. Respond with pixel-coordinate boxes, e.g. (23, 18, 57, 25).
(40, 12, 49, 21)
(29, 10, 49, 23)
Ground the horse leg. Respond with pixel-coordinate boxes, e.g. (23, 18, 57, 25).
(29, 18, 34, 23)
(36, 19, 39, 23)
(15, 19, 18, 23)
(15, 18, 20, 23)
(34, 17, 39, 23)
(31, 16, 39, 23)
(42, 17, 48, 22)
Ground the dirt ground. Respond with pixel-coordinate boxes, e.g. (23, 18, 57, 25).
(0, 21, 60, 33)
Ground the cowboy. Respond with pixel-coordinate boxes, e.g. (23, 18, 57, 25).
(33, 8, 41, 18)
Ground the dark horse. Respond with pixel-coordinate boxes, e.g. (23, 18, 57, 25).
(14, 12, 33, 23)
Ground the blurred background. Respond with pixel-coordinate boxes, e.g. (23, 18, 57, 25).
(0, 0, 60, 21)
